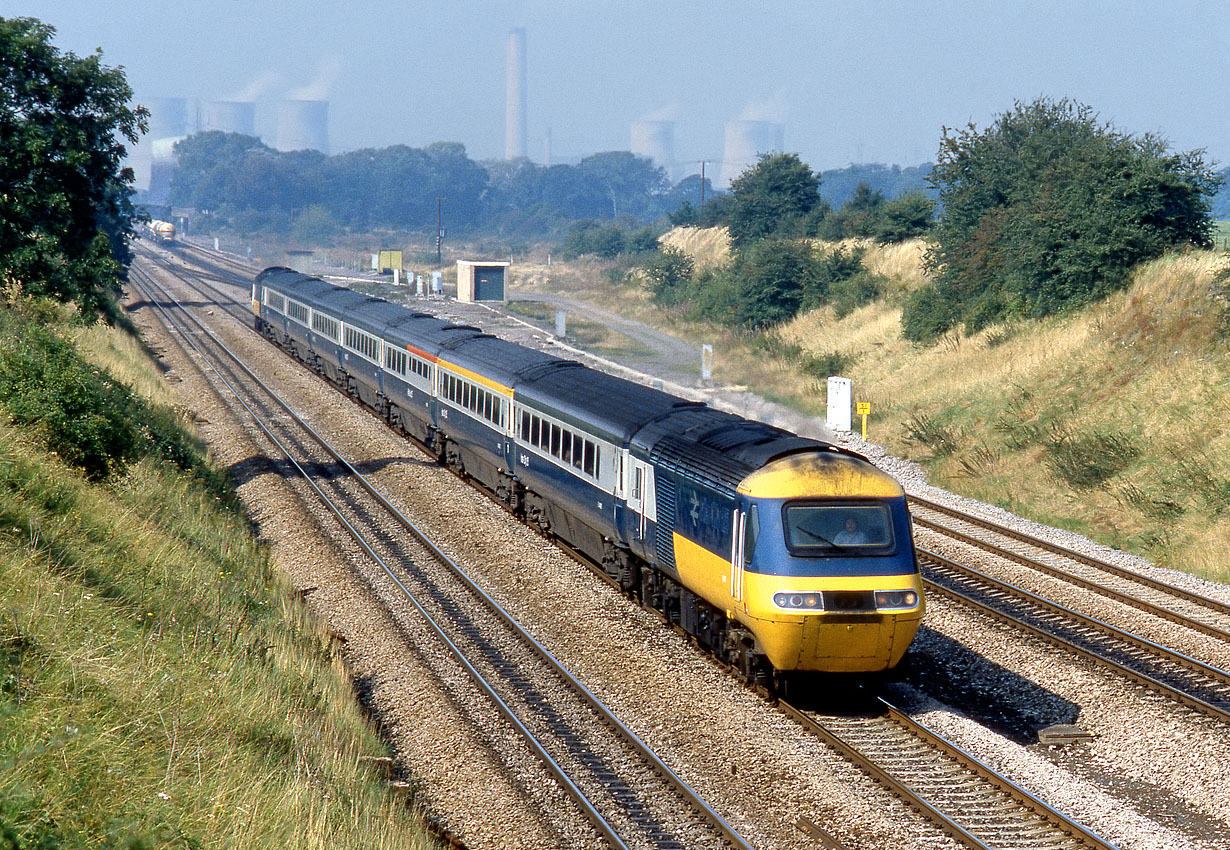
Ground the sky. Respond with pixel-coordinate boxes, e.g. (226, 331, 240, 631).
(8, 0, 1230, 177)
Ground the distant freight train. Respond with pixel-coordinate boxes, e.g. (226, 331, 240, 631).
(146, 220, 176, 243)
(252, 266, 925, 685)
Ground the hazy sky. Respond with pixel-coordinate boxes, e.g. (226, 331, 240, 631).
(9, 0, 1230, 174)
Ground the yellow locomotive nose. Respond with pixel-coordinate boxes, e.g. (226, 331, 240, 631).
(745, 572, 925, 672)
(723, 451, 925, 673)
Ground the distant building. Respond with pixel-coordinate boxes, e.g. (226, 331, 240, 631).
(719, 120, 784, 188)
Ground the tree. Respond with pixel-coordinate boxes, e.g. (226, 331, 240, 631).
(873, 192, 935, 243)
(728, 239, 822, 329)
(815, 182, 885, 240)
(0, 17, 147, 316)
(724, 153, 822, 246)
(575, 151, 671, 219)
(907, 97, 1223, 342)
(169, 131, 269, 210)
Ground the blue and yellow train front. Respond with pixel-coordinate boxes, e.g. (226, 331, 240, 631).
(673, 451, 924, 673)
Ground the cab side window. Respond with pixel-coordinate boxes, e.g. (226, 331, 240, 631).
(743, 504, 759, 564)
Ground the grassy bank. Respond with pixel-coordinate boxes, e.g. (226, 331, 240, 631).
(533, 232, 1230, 584)
(0, 304, 434, 849)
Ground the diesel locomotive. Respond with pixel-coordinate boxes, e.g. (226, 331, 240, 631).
(252, 266, 924, 685)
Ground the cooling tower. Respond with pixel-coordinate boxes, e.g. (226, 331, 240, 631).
(505, 28, 527, 160)
(142, 96, 189, 139)
(719, 120, 785, 188)
(147, 136, 185, 205)
(276, 100, 329, 153)
(203, 100, 255, 136)
(129, 97, 190, 195)
(630, 120, 675, 180)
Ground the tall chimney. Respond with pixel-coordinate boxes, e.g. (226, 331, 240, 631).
(505, 28, 527, 160)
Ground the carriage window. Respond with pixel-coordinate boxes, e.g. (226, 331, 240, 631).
(550, 424, 561, 455)
(583, 442, 596, 477)
(782, 503, 893, 554)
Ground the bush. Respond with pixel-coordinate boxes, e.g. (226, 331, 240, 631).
(901, 283, 962, 344)
(728, 239, 816, 329)
(829, 270, 883, 318)
(687, 266, 741, 324)
(873, 192, 935, 243)
(642, 246, 695, 304)
(802, 247, 870, 313)
(0, 308, 223, 489)
(561, 220, 660, 259)
(799, 351, 854, 380)
(814, 182, 884, 240)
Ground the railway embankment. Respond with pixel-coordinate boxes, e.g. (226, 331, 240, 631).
(0, 302, 435, 849)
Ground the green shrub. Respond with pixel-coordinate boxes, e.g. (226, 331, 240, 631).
(922, 97, 1222, 335)
(902, 283, 961, 343)
(873, 192, 936, 243)
(0, 309, 222, 491)
(799, 351, 854, 380)
(829, 269, 883, 318)
(642, 246, 695, 304)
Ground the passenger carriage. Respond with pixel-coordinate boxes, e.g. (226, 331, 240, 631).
(253, 267, 925, 681)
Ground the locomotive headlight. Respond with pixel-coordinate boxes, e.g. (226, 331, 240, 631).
(773, 592, 822, 610)
(874, 590, 919, 610)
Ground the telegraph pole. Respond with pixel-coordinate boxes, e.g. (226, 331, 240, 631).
(436, 197, 446, 265)
(700, 161, 706, 207)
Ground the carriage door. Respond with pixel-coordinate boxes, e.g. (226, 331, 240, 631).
(625, 455, 650, 544)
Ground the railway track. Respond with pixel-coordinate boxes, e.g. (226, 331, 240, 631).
(781, 698, 1116, 850)
(128, 258, 756, 850)
(909, 495, 1230, 645)
(918, 548, 1230, 723)
(142, 246, 1131, 850)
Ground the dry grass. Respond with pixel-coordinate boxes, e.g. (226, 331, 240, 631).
(859, 238, 932, 294)
(72, 319, 181, 408)
(659, 226, 733, 272)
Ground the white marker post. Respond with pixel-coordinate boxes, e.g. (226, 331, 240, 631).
(826, 377, 852, 432)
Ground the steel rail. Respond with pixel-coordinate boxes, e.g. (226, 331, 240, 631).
(779, 697, 1117, 850)
(919, 548, 1230, 724)
(910, 494, 1230, 633)
(130, 260, 758, 850)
